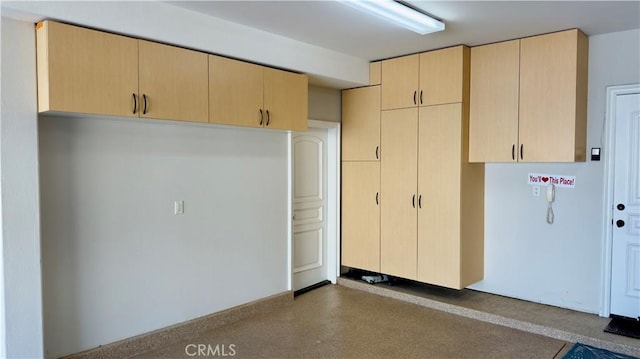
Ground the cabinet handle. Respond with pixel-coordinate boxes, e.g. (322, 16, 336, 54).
(520, 144, 524, 160)
(142, 94, 148, 115)
(413, 91, 417, 105)
(132, 93, 137, 114)
(412, 194, 416, 208)
(376, 192, 379, 205)
(512, 144, 515, 161)
(259, 109, 264, 126)
(420, 90, 423, 105)
(418, 195, 422, 208)
(266, 110, 270, 126)
(376, 146, 379, 159)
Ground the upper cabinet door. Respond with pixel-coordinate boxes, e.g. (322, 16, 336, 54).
(36, 21, 138, 117)
(381, 54, 419, 110)
(469, 40, 520, 162)
(209, 55, 264, 128)
(519, 29, 588, 162)
(342, 86, 381, 161)
(419, 46, 469, 106)
(138, 40, 208, 123)
(264, 68, 308, 131)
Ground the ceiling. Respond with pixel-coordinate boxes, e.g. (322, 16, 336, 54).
(166, 1, 640, 62)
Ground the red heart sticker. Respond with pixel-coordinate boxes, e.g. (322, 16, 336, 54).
(542, 177, 549, 183)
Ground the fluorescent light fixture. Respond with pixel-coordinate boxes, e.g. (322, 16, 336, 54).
(340, 0, 445, 35)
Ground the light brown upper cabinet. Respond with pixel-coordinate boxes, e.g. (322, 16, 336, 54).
(209, 55, 308, 131)
(37, 21, 209, 123)
(369, 62, 382, 86)
(519, 30, 588, 162)
(209, 55, 264, 128)
(381, 55, 418, 110)
(263, 68, 308, 131)
(36, 21, 139, 117)
(468, 40, 520, 162)
(138, 40, 208, 123)
(341, 86, 381, 161)
(381, 46, 469, 110)
(469, 29, 588, 162)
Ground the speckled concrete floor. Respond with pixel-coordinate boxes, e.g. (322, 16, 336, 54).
(132, 285, 568, 359)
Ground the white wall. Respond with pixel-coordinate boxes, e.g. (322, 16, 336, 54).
(308, 85, 342, 122)
(0, 17, 45, 358)
(0, 1, 369, 89)
(39, 116, 290, 357)
(469, 29, 640, 314)
(0, 3, 349, 355)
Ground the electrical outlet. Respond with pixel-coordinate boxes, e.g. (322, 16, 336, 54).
(174, 200, 184, 215)
(532, 186, 541, 197)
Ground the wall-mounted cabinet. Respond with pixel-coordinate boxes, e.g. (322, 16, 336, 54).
(37, 21, 208, 123)
(341, 86, 380, 161)
(208, 55, 264, 128)
(36, 21, 139, 118)
(469, 29, 588, 162)
(138, 40, 208, 123)
(263, 67, 308, 131)
(209, 56, 308, 131)
(380, 46, 469, 110)
(36, 21, 308, 131)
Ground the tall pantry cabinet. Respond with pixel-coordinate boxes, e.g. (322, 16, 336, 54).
(342, 46, 485, 290)
(341, 86, 381, 273)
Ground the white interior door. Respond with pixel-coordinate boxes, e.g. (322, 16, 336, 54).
(611, 92, 640, 319)
(292, 128, 328, 291)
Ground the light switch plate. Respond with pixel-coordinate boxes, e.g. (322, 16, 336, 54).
(533, 186, 541, 197)
(174, 200, 184, 215)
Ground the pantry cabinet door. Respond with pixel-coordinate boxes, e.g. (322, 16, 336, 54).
(380, 108, 418, 280)
(341, 162, 380, 272)
(417, 104, 463, 288)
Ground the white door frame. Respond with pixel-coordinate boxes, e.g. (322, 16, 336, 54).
(287, 120, 341, 291)
(600, 83, 640, 317)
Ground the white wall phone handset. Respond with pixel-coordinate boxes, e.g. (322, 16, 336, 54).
(546, 184, 555, 224)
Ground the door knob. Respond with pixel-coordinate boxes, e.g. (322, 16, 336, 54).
(617, 203, 625, 211)
(616, 220, 625, 228)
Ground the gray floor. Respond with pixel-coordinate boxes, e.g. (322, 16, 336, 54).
(133, 284, 571, 359)
(338, 277, 640, 357)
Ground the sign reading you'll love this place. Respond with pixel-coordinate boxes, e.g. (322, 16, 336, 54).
(527, 173, 576, 188)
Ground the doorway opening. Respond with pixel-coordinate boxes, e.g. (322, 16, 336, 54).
(288, 120, 340, 294)
(601, 84, 640, 320)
